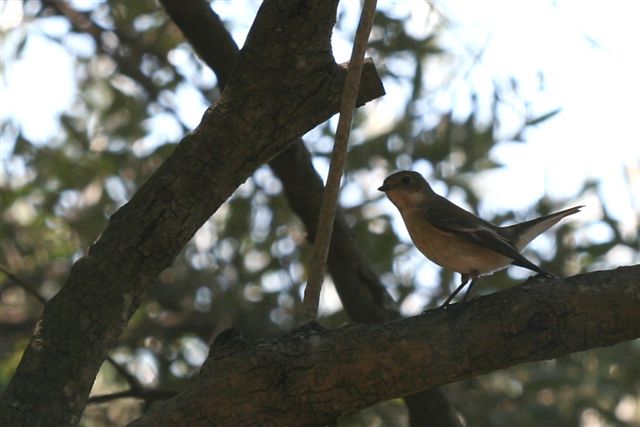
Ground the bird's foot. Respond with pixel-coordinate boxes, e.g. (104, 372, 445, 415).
(422, 301, 461, 314)
(526, 272, 557, 283)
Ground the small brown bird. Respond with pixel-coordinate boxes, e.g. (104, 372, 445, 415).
(378, 170, 582, 308)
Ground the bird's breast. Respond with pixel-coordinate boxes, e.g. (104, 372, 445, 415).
(403, 211, 512, 276)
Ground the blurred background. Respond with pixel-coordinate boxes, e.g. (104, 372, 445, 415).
(1, 0, 639, 425)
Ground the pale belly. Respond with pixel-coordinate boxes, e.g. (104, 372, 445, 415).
(405, 215, 513, 276)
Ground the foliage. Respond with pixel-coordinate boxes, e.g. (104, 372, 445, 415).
(1, 1, 638, 426)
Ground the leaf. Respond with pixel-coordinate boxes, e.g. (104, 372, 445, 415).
(525, 108, 562, 127)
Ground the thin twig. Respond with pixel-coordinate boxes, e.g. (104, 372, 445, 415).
(87, 389, 177, 405)
(104, 356, 142, 390)
(301, 0, 379, 323)
(0, 266, 47, 305)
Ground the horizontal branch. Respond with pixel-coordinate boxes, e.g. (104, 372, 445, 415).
(129, 265, 640, 426)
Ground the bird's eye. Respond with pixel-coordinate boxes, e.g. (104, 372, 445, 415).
(401, 176, 411, 186)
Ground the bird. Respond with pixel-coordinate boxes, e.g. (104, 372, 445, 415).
(378, 170, 582, 308)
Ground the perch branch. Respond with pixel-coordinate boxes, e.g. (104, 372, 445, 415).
(129, 266, 640, 426)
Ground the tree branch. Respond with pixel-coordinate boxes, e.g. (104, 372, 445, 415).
(128, 266, 640, 426)
(158, 0, 239, 90)
(160, 0, 396, 324)
(160, 0, 455, 423)
(86, 389, 177, 405)
(270, 145, 397, 321)
(0, 267, 172, 412)
(0, 266, 47, 305)
(0, 1, 384, 425)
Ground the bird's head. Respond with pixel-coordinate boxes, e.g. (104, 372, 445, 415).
(378, 171, 434, 210)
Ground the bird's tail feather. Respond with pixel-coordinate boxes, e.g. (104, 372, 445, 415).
(505, 205, 583, 250)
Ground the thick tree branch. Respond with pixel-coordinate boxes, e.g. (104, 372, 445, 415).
(0, 1, 384, 426)
(158, 0, 239, 90)
(129, 266, 640, 426)
(161, 0, 456, 423)
(161, 0, 396, 323)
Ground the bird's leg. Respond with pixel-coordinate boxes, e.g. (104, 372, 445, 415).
(440, 274, 469, 309)
(461, 278, 477, 302)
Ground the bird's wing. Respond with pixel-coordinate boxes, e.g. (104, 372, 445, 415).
(425, 196, 554, 277)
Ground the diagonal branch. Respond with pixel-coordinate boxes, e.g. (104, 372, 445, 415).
(160, 0, 396, 322)
(160, 0, 458, 424)
(128, 266, 640, 426)
(0, 1, 384, 426)
(0, 266, 47, 305)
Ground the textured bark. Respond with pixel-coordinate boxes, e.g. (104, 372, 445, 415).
(128, 266, 640, 426)
(161, 0, 396, 323)
(0, 1, 384, 426)
(161, 1, 457, 424)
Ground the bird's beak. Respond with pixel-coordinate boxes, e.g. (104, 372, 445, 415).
(378, 183, 390, 192)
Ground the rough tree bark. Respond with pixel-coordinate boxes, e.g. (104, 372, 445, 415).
(0, 1, 384, 425)
(159, 0, 396, 323)
(159, 1, 460, 425)
(128, 266, 640, 426)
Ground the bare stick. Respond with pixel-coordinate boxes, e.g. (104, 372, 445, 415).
(87, 389, 176, 405)
(301, 0, 379, 322)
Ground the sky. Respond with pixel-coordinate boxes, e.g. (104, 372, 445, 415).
(1, 1, 639, 314)
(215, 0, 640, 241)
(440, 0, 640, 219)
